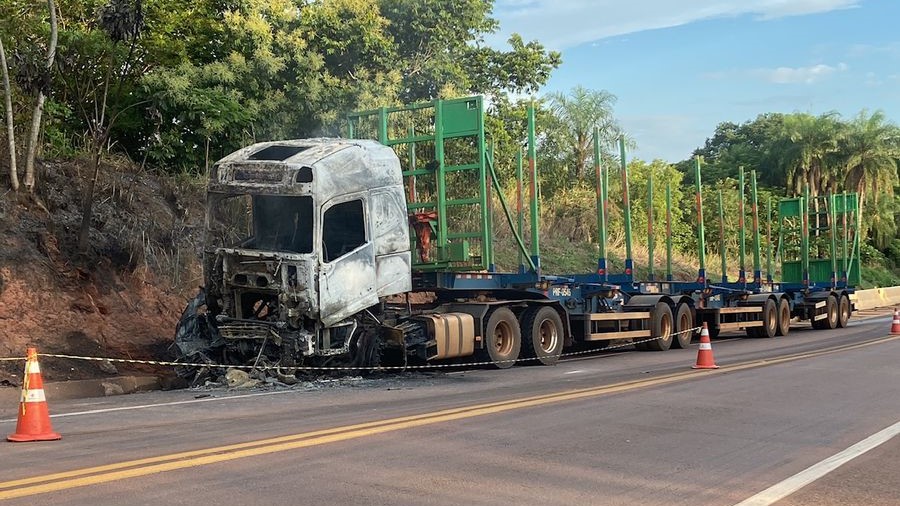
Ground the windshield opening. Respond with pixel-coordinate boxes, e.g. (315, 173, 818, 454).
(207, 193, 314, 254)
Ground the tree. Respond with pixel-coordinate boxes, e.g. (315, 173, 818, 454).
(545, 86, 621, 184)
(23, 0, 57, 192)
(680, 113, 786, 187)
(378, 0, 559, 100)
(842, 110, 900, 214)
(0, 36, 16, 191)
(71, 0, 146, 251)
(777, 112, 844, 197)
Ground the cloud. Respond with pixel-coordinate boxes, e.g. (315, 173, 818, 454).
(705, 63, 849, 84)
(847, 42, 900, 58)
(490, 0, 861, 49)
(754, 62, 848, 84)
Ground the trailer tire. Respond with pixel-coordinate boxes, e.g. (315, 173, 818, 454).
(812, 295, 838, 330)
(520, 306, 564, 366)
(672, 303, 694, 348)
(644, 302, 673, 351)
(481, 307, 521, 369)
(837, 294, 851, 328)
(775, 298, 791, 336)
(758, 298, 778, 338)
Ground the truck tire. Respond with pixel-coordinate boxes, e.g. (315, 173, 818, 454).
(758, 298, 777, 338)
(812, 295, 838, 330)
(481, 307, 521, 369)
(672, 303, 694, 349)
(775, 298, 791, 336)
(644, 302, 673, 351)
(837, 294, 851, 328)
(520, 306, 564, 366)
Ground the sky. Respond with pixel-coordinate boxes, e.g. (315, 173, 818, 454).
(489, 0, 900, 162)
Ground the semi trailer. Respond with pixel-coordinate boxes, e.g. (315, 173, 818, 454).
(172, 95, 859, 374)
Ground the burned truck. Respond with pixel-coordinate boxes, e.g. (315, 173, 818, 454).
(174, 96, 682, 378)
(174, 139, 417, 371)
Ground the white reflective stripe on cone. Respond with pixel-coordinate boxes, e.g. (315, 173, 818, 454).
(26, 360, 41, 374)
(699, 343, 712, 350)
(22, 389, 47, 403)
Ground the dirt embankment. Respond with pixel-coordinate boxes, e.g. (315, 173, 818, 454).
(0, 158, 205, 386)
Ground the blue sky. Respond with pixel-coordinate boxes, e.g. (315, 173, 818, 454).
(489, 0, 900, 162)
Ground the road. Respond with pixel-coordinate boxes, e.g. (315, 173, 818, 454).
(0, 310, 898, 505)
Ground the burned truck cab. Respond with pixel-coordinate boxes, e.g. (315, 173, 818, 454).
(202, 139, 412, 365)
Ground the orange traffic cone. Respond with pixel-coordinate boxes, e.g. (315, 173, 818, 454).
(8, 347, 61, 442)
(692, 322, 719, 370)
(891, 309, 900, 335)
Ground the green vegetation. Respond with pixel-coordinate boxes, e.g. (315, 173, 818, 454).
(1, 0, 898, 286)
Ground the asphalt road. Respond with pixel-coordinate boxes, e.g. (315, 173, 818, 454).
(0, 310, 898, 505)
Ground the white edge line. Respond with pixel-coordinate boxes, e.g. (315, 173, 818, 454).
(734, 419, 900, 506)
(0, 389, 298, 423)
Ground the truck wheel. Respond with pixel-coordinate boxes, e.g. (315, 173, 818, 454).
(758, 299, 777, 338)
(672, 303, 694, 349)
(812, 295, 838, 330)
(775, 298, 791, 336)
(644, 302, 673, 351)
(837, 295, 851, 328)
(520, 306, 564, 366)
(481, 307, 521, 369)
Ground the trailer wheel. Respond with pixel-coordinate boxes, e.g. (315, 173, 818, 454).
(481, 307, 521, 369)
(644, 302, 673, 351)
(812, 295, 838, 330)
(775, 298, 791, 336)
(520, 306, 564, 366)
(758, 299, 777, 338)
(672, 303, 694, 349)
(837, 295, 851, 328)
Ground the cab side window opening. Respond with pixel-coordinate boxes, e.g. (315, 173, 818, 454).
(323, 200, 366, 262)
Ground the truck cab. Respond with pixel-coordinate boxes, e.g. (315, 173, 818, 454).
(202, 139, 411, 364)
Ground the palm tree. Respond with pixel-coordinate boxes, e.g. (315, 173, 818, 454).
(546, 86, 620, 183)
(842, 110, 900, 213)
(778, 112, 844, 197)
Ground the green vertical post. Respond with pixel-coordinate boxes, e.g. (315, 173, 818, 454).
(841, 193, 849, 284)
(647, 170, 655, 281)
(619, 137, 633, 279)
(718, 190, 728, 283)
(801, 186, 810, 288)
(594, 128, 608, 280)
(484, 142, 494, 270)
(750, 170, 761, 285)
(516, 149, 525, 271)
(378, 107, 388, 144)
(829, 193, 838, 287)
(665, 183, 673, 281)
(694, 157, 707, 284)
(527, 104, 540, 273)
(738, 167, 746, 283)
(434, 100, 447, 263)
(767, 198, 774, 284)
(407, 124, 417, 201)
(602, 137, 609, 279)
(854, 195, 861, 284)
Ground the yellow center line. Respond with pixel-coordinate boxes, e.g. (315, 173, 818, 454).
(2, 334, 897, 501)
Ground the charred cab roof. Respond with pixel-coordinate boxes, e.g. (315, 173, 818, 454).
(209, 138, 402, 201)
